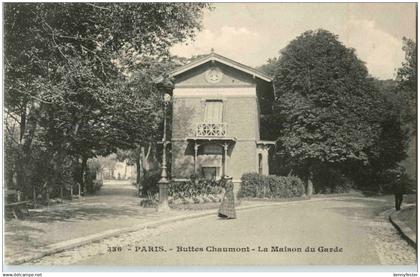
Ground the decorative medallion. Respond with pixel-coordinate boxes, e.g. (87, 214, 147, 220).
(205, 67, 223, 83)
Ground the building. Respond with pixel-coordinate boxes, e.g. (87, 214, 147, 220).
(170, 52, 275, 187)
(112, 161, 136, 180)
(101, 158, 137, 180)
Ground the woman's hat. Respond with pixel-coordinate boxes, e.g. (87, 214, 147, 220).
(223, 175, 233, 180)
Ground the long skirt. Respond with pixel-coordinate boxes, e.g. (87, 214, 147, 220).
(218, 190, 236, 219)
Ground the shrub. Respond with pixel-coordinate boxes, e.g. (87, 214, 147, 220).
(140, 173, 224, 204)
(168, 177, 223, 199)
(312, 165, 352, 194)
(238, 172, 305, 199)
(268, 175, 305, 198)
(238, 172, 263, 198)
(86, 179, 103, 194)
(381, 166, 417, 194)
(140, 169, 161, 197)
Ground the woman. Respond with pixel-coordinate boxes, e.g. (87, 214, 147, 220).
(218, 176, 237, 219)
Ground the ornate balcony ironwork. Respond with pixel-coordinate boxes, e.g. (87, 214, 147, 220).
(196, 122, 227, 137)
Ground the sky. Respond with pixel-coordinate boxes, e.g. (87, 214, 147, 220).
(171, 3, 417, 80)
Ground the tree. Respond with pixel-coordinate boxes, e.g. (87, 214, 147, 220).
(4, 3, 210, 198)
(396, 37, 416, 134)
(256, 57, 278, 78)
(395, 37, 417, 180)
(269, 29, 392, 195)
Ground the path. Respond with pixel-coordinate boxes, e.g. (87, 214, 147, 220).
(5, 180, 186, 264)
(27, 197, 416, 266)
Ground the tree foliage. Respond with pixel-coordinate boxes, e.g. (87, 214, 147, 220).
(4, 3, 210, 198)
(267, 29, 407, 193)
(396, 37, 416, 135)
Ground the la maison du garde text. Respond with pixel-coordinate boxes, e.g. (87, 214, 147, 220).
(108, 245, 344, 253)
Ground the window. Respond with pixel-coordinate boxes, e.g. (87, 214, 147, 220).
(202, 144, 223, 155)
(202, 167, 220, 180)
(204, 100, 223, 123)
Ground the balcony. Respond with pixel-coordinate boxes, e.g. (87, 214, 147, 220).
(196, 122, 227, 137)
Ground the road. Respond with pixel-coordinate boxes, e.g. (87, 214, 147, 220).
(5, 180, 187, 264)
(63, 197, 415, 266)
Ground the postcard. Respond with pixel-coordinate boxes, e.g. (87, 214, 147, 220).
(2, 2, 417, 274)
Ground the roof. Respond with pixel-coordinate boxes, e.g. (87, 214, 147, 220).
(257, 140, 276, 145)
(170, 52, 272, 83)
(186, 136, 237, 142)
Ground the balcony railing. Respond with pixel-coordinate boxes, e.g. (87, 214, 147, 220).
(196, 122, 227, 137)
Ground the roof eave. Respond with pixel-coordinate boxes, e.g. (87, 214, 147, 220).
(169, 53, 272, 83)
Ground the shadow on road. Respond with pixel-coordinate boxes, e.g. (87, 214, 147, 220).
(325, 197, 394, 220)
(17, 180, 146, 223)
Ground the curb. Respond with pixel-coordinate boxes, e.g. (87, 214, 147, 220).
(7, 209, 218, 266)
(8, 195, 373, 265)
(389, 206, 417, 249)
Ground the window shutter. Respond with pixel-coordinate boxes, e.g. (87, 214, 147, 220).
(204, 100, 223, 123)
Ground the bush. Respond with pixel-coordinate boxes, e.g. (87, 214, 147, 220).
(86, 179, 103, 194)
(312, 165, 352, 194)
(169, 177, 223, 199)
(237, 173, 263, 198)
(140, 169, 161, 197)
(238, 172, 305, 199)
(380, 166, 417, 194)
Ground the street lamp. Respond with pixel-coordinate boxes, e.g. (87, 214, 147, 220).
(155, 76, 174, 212)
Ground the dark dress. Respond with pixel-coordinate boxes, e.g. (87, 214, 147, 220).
(218, 179, 237, 219)
(393, 175, 408, 211)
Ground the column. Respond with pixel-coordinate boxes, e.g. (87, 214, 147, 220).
(194, 142, 199, 175)
(223, 142, 229, 176)
(262, 146, 269, 175)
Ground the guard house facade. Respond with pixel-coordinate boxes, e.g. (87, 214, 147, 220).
(170, 52, 275, 184)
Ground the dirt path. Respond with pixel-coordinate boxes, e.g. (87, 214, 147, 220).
(4, 180, 185, 264)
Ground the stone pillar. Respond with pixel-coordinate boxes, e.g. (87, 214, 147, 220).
(223, 143, 229, 176)
(194, 142, 199, 175)
(262, 146, 269, 176)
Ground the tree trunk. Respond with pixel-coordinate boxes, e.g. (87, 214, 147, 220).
(33, 186, 37, 208)
(136, 157, 142, 188)
(15, 153, 26, 193)
(18, 102, 38, 199)
(142, 143, 153, 171)
(80, 156, 88, 195)
(46, 184, 50, 206)
(141, 146, 146, 171)
(306, 176, 313, 197)
(306, 167, 314, 197)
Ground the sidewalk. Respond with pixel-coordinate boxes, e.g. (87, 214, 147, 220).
(4, 180, 194, 264)
(5, 180, 259, 265)
(389, 204, 417, 248)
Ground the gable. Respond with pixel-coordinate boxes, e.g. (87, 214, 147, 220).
(170, 52, 272, 85)
(170, 52, 275, 114)
(174, 61, 256, 88)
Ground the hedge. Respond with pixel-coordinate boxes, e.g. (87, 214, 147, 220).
(238, 172, 305, 198)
